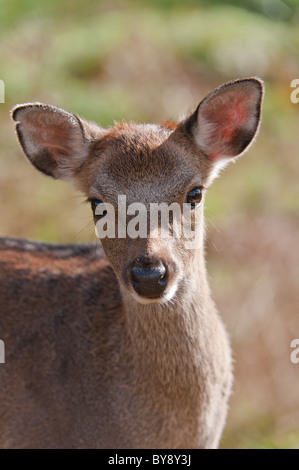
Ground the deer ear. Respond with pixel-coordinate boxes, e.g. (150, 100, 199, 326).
(11, 103, 101, 180)
(185, 78, 264, 167)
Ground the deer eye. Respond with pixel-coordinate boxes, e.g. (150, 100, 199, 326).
(186, 188, 203, 208)
(88, 199, 106, 217)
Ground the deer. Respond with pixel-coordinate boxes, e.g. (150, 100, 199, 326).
(0, 78, 264, 449)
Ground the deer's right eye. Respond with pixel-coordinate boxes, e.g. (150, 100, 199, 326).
(88, 199, 106, 217)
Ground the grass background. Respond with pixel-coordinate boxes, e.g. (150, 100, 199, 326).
(0, 0, 299, 448)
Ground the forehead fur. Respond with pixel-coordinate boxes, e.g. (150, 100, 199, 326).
(78, 121, 212, 200)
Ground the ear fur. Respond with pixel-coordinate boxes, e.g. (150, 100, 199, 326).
(183, 77, 264, 177)
(12, 103, 101, 180)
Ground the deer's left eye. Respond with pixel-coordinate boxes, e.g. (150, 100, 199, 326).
(89, 198, 103, 209)
(186, 188, 203, 208)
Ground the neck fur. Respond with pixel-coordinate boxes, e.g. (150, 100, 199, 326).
(121, 250, 216, 388)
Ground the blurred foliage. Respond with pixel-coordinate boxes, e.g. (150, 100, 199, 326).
(0, 0, 298, 449)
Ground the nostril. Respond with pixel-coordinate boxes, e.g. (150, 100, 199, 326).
(158, 271, 167, 287)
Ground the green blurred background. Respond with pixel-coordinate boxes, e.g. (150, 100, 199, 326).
(0, 0, 299, 448)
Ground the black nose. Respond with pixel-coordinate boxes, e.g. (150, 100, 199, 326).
(131, 257, 168, 299)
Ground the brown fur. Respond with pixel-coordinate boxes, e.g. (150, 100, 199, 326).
(0, 78, 264, 448)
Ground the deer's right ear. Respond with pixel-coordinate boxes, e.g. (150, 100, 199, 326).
(12, 103, 101, 180)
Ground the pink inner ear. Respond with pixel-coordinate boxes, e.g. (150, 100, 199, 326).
(218, 96, 248, 137)
(202, 93, 250, 161)
(221, 127, 235, 142)
(203, 92, 250, 161)
(46, 143, 69, 158)
(26, 118, 73, 159)
(226, 97, 248, 125)
(38, 125, 70, 147)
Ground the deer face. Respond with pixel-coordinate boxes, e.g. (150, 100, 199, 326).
(77, 122, 211, 303)
(12, 78, 264, 304)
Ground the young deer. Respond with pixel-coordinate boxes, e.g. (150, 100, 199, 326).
(0, 78, 264, 449)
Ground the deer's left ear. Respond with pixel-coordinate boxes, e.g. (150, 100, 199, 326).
(184, 78, 264, 170)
